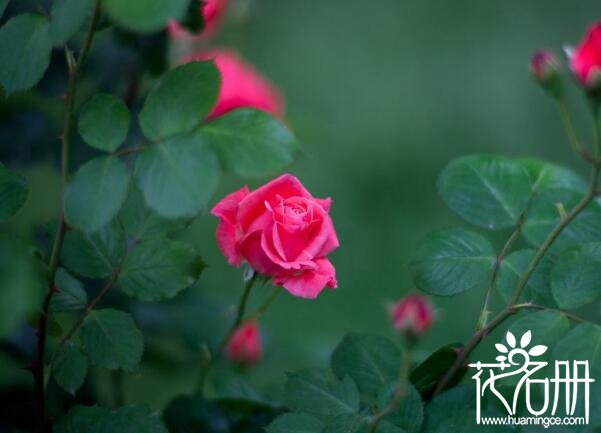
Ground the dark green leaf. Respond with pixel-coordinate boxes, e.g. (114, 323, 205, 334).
(51, 268, 87, 312)
(118, 239, 204, 301)
(496, 249, 555, 306)
(550, 242, 601, 309)
(0, 14, 51, 95)
(331, 333, 402, 399)
(49, 0, 95, 46)
(284, 368, 360, 422)
(118, 184, 189, 241)
(52, 342, 87, 394)
(55, 404, 169, 433)
(139, 61, 219, 140)
(81, 309, 144, 371)
(134, 133, 220, 218)
(266, 413, 324, 433)
(78, 93, 130, 152)
(64, 156, 130, 232)
(201, 109, 300, 177)
(0, 0, 10, 20)
(0, 162, 28, 219)
(509, 310, 569, 350)
(61, 223, 126, 278)
(409, 228, 494, 296)
(409, 344, 464, 398)
(103, 0, 190, 33)
(377, 382, 423, 433)
(437, 155, 532, 229)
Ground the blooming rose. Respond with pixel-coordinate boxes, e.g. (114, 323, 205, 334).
(570, 22, 601, 87)
(211, 174, 339, 299)
(390, 294, 434, 336)
(226, 320, 261, 365)
(187, 49, 285, 120)
(167, 0, 228, 41)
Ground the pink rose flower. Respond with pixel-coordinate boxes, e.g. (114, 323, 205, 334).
(391, 294, 434, 336)
(571, 22, 601, 87)
(226, 320, 262, 365)
(211, 174, 339, 299)
(187, 49, 285, 120)
(167, 0, 228, 41)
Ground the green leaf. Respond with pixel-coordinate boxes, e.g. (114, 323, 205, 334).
(64, 156, 130, 232)
(377, 382, 423, 433)
(51, 268, 87, 312)
(266, 413, 324, 433)
(0, 162, 28, 219)
(52, 342, 87, 394)
(139, 61, 219, 140)
(519, 158, 587, 193)
(81, 309, 144, 371)
(550, 242, 601, 309)
(331, 333, 402, 399)
(201, 109, 300, 177)
(118, 239, 204, 301)
(103, 0, 190, 33)
(509, 310, 569, 358)
(61, 223, 126, 278)
(55, 404, 169, 433)
(409, 344, 464, 398)
(0, 0, 10, 20)
(134, 133, 220, 218)
(522, 189, 601, 250)
(496, 249, 555, 306)
(118, 184, 189, 241)
(49, 0, 95, 46)
(409, 228, 494, 296)
(552, 324, 601, 427)
(284, 368, 360, 422)
(78, 94, 130, 152)
(437, 155, 532, 229)
(0, 13, 51, 96)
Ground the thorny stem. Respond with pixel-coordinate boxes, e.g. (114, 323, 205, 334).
(33, 4, 101, 432)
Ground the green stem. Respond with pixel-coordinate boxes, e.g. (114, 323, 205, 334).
(513, 303, 588, 324)
(557, 99, 597, 163)
(246, 286, 280, 321)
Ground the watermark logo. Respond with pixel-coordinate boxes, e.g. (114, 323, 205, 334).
(468, 330, 594, 428)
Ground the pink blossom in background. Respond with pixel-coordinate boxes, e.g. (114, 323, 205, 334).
(391, 294, 434, 336)
(187, 49, 285, 120)
(167, 0, 228, 41)
(570, 22, 601, 87)
(226, 320, 262, 365)
(211, 174, 339, 299)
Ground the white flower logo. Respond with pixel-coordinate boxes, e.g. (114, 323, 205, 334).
(494, 330, 547, 364)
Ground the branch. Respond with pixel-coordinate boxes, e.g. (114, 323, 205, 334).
(557, 99, 598, 164)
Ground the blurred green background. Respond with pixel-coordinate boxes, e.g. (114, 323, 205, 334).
(2, 0, 601, 413)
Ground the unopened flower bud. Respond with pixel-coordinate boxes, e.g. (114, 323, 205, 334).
(226, 320, 262, 365)
(530, 49, 561, 98)
(390, 294, 434, 340)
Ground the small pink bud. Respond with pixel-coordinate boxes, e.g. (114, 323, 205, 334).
(390, 294, 434, 337)
(530, 50, 561, 97)
(226, 320, 262, 365)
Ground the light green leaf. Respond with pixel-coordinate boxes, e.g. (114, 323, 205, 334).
(496, 249, 555, 306)
(409, 228, 494, 296)
(49, 0, 95, 46)
(64, 156, 130, 232)
(118, 184, 189, 241)
(284, 368, 360, 422)
(139, 61, 219, 140)
(0, 13, 51, 95)
(134, 133, 220, 218)
(78, 93, 130, 152)
(201, 109, 300, 177)
(377, 382, 423, 433)
(437, 155, 532, 229)
(550, 242, 601, 309)
(509, 310, 569, 349)
(0, 162, 28, 219)
(51, 268, 87, 312)
(118, 239, 204, 301)
(266, 413, 324, 433)
(61, 223, 126, 278)
(331, 333, 402, 399)
(519, 158, 587, 193)
(55, 404, 169, 433)
(81, 309, 144, 371)
(103, 0, 190, 33)
(52, 342, 87, 394)
(523, 189, 601, 250)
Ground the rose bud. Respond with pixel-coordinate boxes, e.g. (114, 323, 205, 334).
(390, 294, 434, 338)
(167, 0, 228, 41)
(226, 320, 262, 365)
(185, 49, 285, 120)
(570, 22, 601, 90)
(211, 174, 339, 299)
(530, 49, 561, 98)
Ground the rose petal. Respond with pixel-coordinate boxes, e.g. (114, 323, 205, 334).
(273, 258, 337, 299)
(211, 186, 249, 265)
